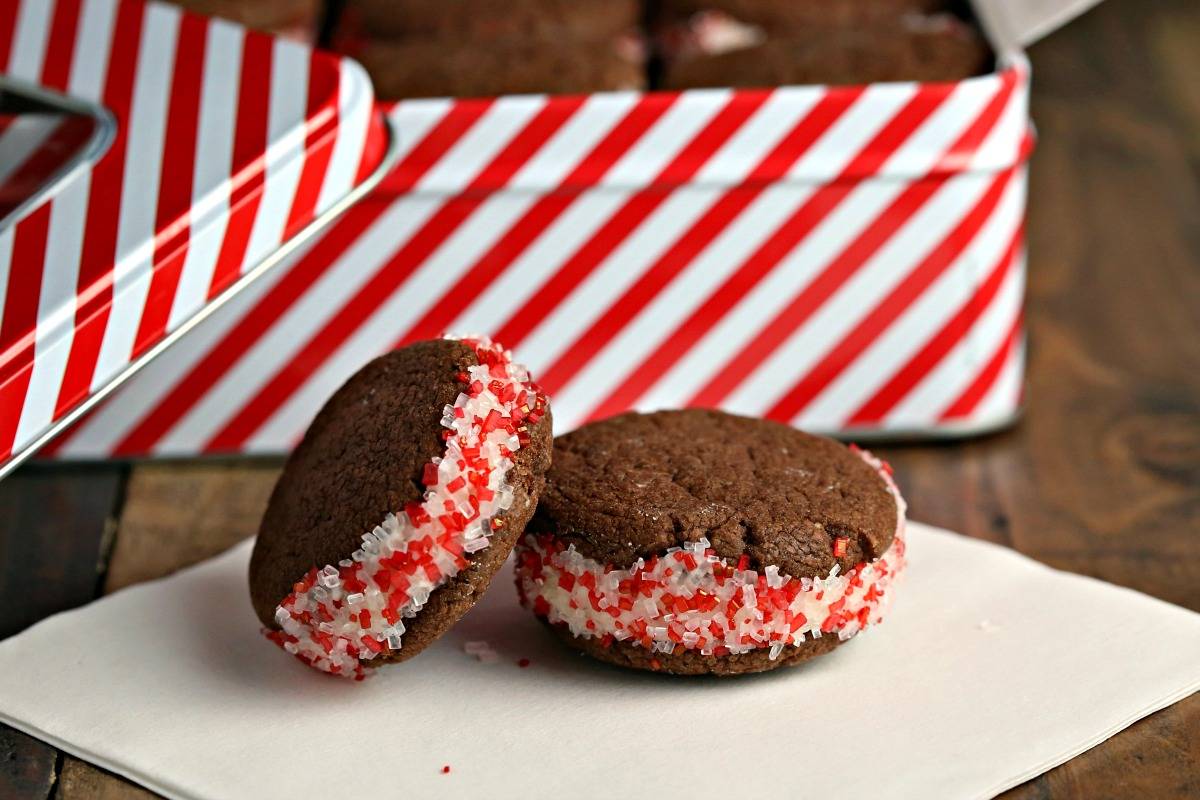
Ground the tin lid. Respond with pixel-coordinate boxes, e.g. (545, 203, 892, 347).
(0, 111, 98, 223)
(0, 0, 390, 477)
(971, 0, 1104, 50)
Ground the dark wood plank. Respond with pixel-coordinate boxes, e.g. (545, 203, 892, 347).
(51, 462, 280, 799)
(104, 462, 280, 593)
(56, 758, 159, 800)
(0, 727, 57, 800)
(0, 465, 126, 639)
(0, 463, 126, 800)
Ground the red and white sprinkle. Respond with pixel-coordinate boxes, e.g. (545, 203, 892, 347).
(266, 336, 546, 679)
(515, 448, 906, 659)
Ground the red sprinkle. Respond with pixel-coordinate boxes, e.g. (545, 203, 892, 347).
(833, 536, 849, 558)
(517, 658, 531, 668)
(441, 765, 451, 774)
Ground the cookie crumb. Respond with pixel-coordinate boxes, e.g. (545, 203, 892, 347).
(464, 640, 499, 662)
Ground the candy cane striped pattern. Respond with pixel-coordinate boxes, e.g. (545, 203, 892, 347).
(48, 56, 1031, 460)
(0, 0, 383, 472)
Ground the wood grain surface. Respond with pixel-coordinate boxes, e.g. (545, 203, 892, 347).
(0, 0, 1196, 796)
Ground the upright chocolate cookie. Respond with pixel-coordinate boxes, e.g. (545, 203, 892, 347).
(250, 337, 551, 679)
(515, 409, 906, 676)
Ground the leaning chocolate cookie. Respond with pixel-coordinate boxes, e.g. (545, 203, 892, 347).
(250, 337, 551, 679)
(515, 409, 905, 675)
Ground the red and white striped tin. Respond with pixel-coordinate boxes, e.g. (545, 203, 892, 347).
(38, 0, 1102, 461)
(0, 0, 393, 477)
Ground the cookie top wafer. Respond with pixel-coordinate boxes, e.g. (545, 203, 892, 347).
(250, 337, 550, 679)
(517, 409, 905, 675)
(529, 409, 897, 577)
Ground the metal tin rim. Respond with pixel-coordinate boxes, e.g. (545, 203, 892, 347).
(0, 112, 404, 481)
(0, 75, 117, 236)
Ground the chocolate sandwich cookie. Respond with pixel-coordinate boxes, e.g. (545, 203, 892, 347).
(250, 337, 551, 679)
(343, 0, 640, 45)
(661, 13, 991, 89)
(515, 409, 906, 676)
(170, 0, 321, 40)
(354, 36, 646, 100)
(660, 0, 950, 32)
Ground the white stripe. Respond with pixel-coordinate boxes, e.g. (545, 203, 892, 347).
(387, 99, 455, 163)
(555, 84, 996, 430)
(785, 84, 917, 183)
(879, 81, 996, 174)
(449, 188, 632, 340)
(7, 0, 51, 82)
(631, 86, 988, 412)
(796, 173, 1026, 429)
(414, 95, 547, 194)
(886, 252, 1025, 426)
(549, 185, 810, 432)
(972, 75, 1029, 171)
(246, 191, 545, 450)
(52, 253, 292, 458)
(0, 116, 57, 187)
(518, 186, 726, 380)
(13, 179, 89, 449)
(725, 170, 997, 415)
(314, 58, 372, 214)
(971, 333, 1024, 424)
(508, 92, 640, 191)
(599, 90, 732, 189)
(154, 194, 442, 454)
(241, 37, 310, 274)
(68, 0, 119, 101)
(90, 3, 180, 391)
(693, 87, 823, 184)
(165, 19, 242, 332)
(635, 183, 901, 412)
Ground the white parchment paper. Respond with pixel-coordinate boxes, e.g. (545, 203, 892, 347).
(0, 522, 1196, 800)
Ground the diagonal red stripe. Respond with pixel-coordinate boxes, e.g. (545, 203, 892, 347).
(378, 98, 496, 195)
(584, 91, 876, 421)
(108, 101, 492, 455)
(0, 204, 51, 459)
(688, 80, 1015, 410)
(131, 13, 205, 355)
(489, 94, 781, 349)
(40, 0, 82, 91)
(203, 98, 594, 451)
(534, 91, 849, 396)
(848, 224, 1024, 424)
(0, 1, 19, 72)
(763, 166, 1018, 423)
(282, 51, 340, 241)
(399, 91, 755, 350)
(939, 309, 1023, 421)
(205, 30, 273, 299)
(684, 95, 954, 409)
(52, 0, 146, 418)
(385, 96, 614, 344)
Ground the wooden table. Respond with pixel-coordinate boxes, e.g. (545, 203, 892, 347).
(2, 0, 1197, 796)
